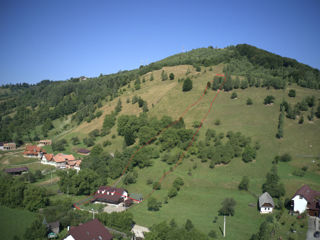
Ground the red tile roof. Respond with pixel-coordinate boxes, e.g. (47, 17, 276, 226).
(53, 153, 75, 163)
(44, 154, 54, 161)
(24, 145, 45, 155)
(68, 219, 112, 240)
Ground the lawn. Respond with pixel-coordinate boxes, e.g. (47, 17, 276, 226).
(0, 206, 36, 240)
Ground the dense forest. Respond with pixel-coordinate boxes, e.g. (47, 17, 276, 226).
(1, 44, 319, 143)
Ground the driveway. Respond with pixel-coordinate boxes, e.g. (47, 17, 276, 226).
(103, 203, 127, 213)
(307, 216, 320, 240)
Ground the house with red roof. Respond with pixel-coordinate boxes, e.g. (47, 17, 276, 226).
(23, 145, 45, 158)
(64, 219, 113, 240)
(92, 186, 128, 205)
(291, 184, 320, 217)
(41, 153, 81, 171)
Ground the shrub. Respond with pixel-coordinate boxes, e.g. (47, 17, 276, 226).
(231, 92, 237, 99)
(153, 182, 161, 190)
(103, 140, 111, 147)
(238, 176, 249, 190)
(147, 197, 161, 211)
(182, 78, 193, 92)
(169, 73, 175, 80)
(288, 89, 296, 97)
(168, 188, 178, 198)
(247, 98, 253, 105)
(279, 153, 292, 162)
(293, 169, 305, 177)
(214, 119, 221, 125)
(264, 95, 275, 105)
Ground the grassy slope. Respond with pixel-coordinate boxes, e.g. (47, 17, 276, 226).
(0, 206, 36, 240)
(47, 64, 319, 239)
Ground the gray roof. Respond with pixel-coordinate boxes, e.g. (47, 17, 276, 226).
(259, 192, 274, 208)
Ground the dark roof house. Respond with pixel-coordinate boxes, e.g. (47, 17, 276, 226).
(292, 184, 320, 216)
(77, 148, 91, 155)
(92, 186, 128, 204)
(65, 219, 112, 240)
(4, 167, 29, 175)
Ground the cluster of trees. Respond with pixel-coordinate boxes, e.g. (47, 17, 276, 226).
(0, 173, 49, 211)
(117, 113, 186, 147)
(276, 109, 284, 139)
(196, 130, 258, 167)
(57, 168, 102, 195)
(168, 177, 184, 199)
(144, 219, 207, 240)
(97, 211, 134, 234)
(262, 165, 285, 198)
(280, 96, 318, 122)
(132, 95, 149, 112)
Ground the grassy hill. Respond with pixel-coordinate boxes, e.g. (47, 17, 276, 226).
(49, 63, 320, 239)
(1, 45, 320, 239)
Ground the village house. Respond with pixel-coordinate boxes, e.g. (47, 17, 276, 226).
(4, 167, 29, 175)
(64, 219, 113, 240)
(23, 145, 45, 158)
(77, 148, 90, 155)
(41, 153, 81, 171)
(92, 186, 128, 205)
(3, 142, 16, 151)
(292, 184, 320, 217)
(38, 139, 52, 146)
(259, 192, 274, 214)
(131, 224, 150, 240)
(41, 153, 55, 166)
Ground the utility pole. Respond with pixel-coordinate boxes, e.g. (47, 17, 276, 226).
(223, 215, 226, 237)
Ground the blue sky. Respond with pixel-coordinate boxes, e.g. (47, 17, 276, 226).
(0, 0, 319, 84)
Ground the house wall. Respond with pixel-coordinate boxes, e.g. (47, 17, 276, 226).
(260, 207, 273, 213)
(292, 195, 308, 214)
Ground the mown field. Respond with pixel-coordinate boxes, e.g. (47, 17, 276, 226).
(0, 206, 36, 240)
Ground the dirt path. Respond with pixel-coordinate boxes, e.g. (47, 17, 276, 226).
(37, 177, 60, 186)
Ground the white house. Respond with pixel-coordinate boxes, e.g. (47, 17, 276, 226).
(41, 154, 56, 166)
(292, 185, 320, 216)
(259, 192, 274, 214)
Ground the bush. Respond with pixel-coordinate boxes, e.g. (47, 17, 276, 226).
(153, 182, 161, 190)
(264, 95, 275, 105)
(182, 78, 193, 92)
(169, 73, 175, 80)
(168, 188, 178, 198)
(103, 140, 111, 147)
(147, 197, 161, 211)
(214, 119, 221, 125)
(288, 89, 296, 97)
(293, 169, 305, 177)
(279, 153, 292, 162)
(246, 98, 253, 105)
(231, 92, 237, 99)
(238, 176, 249, 190)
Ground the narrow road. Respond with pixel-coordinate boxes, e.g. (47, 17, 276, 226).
(306, 216, 319, 240)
